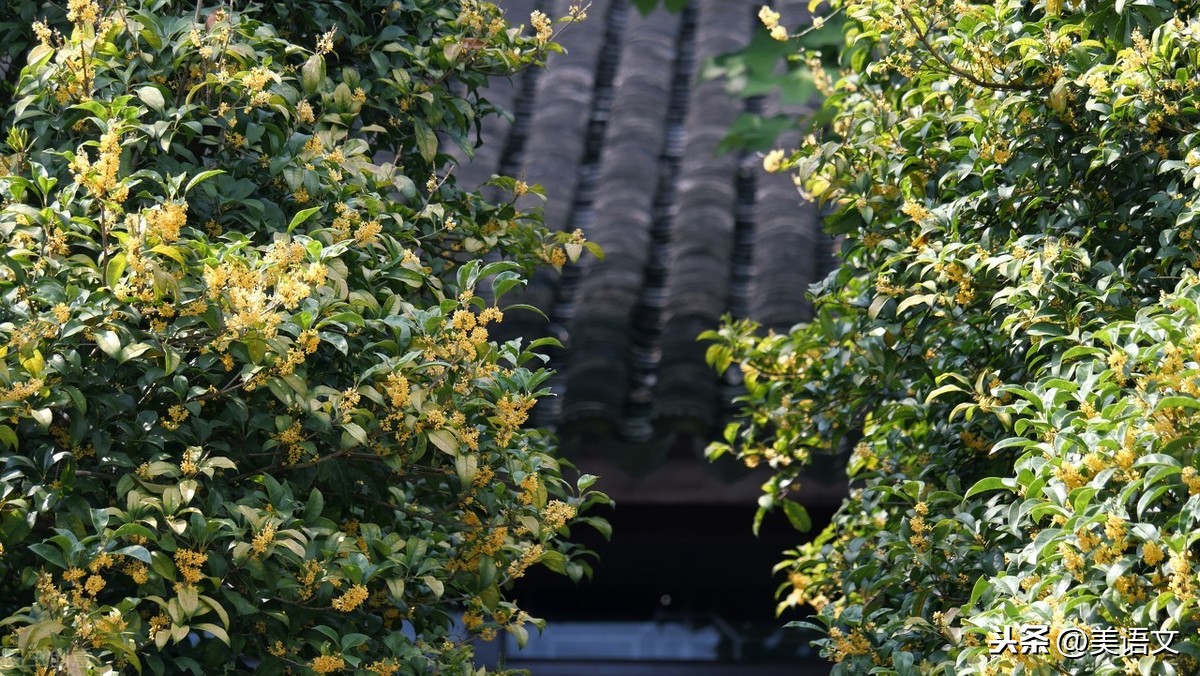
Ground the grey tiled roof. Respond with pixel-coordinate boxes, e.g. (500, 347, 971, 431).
(455, 0, 834, 471)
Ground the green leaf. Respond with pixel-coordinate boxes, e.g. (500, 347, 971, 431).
(17, 621, 65, 652)
(455, 452, 477, 486)
(178, 586, 200, 617)
(964, 476, 1016, 499)
(105, 252, 127, 289)
(507, 622, 529, 648)
(301, 54, 325, 94)
(95, 330, 122, 358)
(288, 206, 323, 233)
(925, 383, 966, 403)
(0, 425, 17, 450)
(414, 119, 438, 163)
(185, 169, 224, 194)
(1154, 396, 1200, 413)
(539, 549, 567, 574)
(150, 550, 176, 582)
(305, 488, 325, 522)
(423, 575, 444, 598)
(29, 542, 66, 569)
(137, 86, 166, 112)
(427, 429, 458, 456)
(782, 500, 812, 532)
(194, 623, 229, 646)
(967, 575, 991, 610)
(31, 408, 52, 429)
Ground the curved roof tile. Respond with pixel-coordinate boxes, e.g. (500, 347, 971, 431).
(457, 0, 835, 469)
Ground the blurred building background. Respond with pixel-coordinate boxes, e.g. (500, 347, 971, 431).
(452, 0, 842, 672)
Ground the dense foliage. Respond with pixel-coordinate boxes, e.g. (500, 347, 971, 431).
(0, 1, 607, 674)
(706, 1, 1200, 674)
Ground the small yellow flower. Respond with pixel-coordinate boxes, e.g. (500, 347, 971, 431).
(124, 561, 149, 585)
(332, 583, 369, 612)
(531, 10, 553, 43)
(84, 574, 105, 596)
(296, 100, 316, 124)
(33, 21, 54, 47)
(758, 6, 781, 30)
(252, 524, 276, 556)
(310, 654, 346, 673)
(67, 0, 100, 26)
(763, 149, 786, 172)
(316, 27, 338, 56)
(1144, 541, 1165, 567)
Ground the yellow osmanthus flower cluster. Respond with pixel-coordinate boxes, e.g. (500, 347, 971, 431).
(146, 613, 171, 643)
(934, 260, 975, 306)
(901, 200, 932, 224)
(908, 502, 930, 552)
(1054, 451, 1107, 491)
(1169, 550, 1194, 599)
(978, 137, 1013, 165)
(67, 0, 101, 26)
(310, 654, 346, 673)
(243, 66, 275, 108)
(276, 329, 320, 378)
(252, 523, 277, 557)
(758, 6, 787, 41)
(517, 473, 541, 506)
(316, 27, 338, 56)
(875, 273, 905, 296)
(71, 128, 128, 204)
(52, 303, 71, 324)
(1059, 542, 1085, 580)
(276, 420, 305, 464)
(959, 430, 989, 452)
(449, 513, 511, 575)
(163, 404, 190, 432)
(0, 378, 44, 403)
(507, 543, 543, 579)
(1144, 541, 1165, 567)
(179, 445, 201, 476)
(174, 548, 208, 591)
(140, 202, 189, 243)
(1182, 466, 1200, 495)
(331, 583, 369, 612)
(495, 394, 535, 448)
(542, 500, 576, 532)
(339, 387, 361, 424)
(297, 559, 323, 600)
(1112, 573, 1146, 602)
(462, 603, 485, 632)
(365, 659, 401, 676)
(331, 202, 382, 244)
(377, 371, 413, 438)
(296, 100, 316, 124)
(827, 627, 871, 663)
(202, 239, 326, 353)
(530, 10, 553, 44)
(124, 560, 149, 585)
(763, 149, 786, 172)
(458, 0, 504, 35)
(784, 570, 831, 613)
(32, 21, 56, 48)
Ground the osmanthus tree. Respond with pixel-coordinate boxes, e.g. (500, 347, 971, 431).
(0, 0, 606, 674)
(704, 0, 1200, 674)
